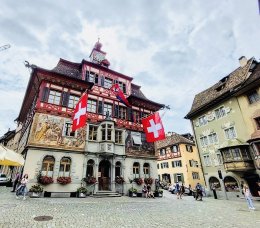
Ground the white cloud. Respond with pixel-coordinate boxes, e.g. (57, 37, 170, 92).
(0, 0, 260, 137)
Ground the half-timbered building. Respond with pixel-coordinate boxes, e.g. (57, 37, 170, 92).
(16, 41, 164, 196)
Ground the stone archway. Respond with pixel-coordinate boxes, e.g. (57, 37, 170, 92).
(208, 176, 221, 190)
(98, 160, 111, 191)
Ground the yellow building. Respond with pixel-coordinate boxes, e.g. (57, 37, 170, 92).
(156, 133, 205, 189)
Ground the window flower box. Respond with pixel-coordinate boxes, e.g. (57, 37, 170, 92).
(134, 178, 143, 185)
(38, 176, 54, 185)
(57, 176, 71, 185)
(115, 176, 125, 184)
(144, 177, 153, 185)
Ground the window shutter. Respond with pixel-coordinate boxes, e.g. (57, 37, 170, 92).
(127, 107, 133, 121)
(98, 101, 103, 114)
(123, 84, 126, 93)
(100, 76, 104, 86)
(61, 92, 70, 107)
(173, 174, 177, 183)
(114, 104, 119, 118)
(95, 75, 99, 84)
(41, 87, 49, 102)
(181, 173, 184, 183)
(85, 71, 89, 82)
(180, 160, 182, 167)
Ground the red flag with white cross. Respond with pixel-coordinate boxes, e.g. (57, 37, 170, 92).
(142, 112, 166, 142)
(72, 93, 88, 132)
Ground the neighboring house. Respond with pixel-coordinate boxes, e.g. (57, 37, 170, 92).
(13, 40, 164, 195)
(185, 56, 260, 199)
(156, 132, 205, 189)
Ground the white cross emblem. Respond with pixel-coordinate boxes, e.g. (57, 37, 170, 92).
(74, 102, 86, 125)
(147, 119, 162, 138)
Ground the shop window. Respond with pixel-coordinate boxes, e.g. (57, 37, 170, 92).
(59, 157, 71, 177)
(42, 156, 55, 177)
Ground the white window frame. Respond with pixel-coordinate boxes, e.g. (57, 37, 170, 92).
(199, 115, 207, 126)
(215, 106, 226, 119)
(208, 133, 218, 144)
(224, 127, 236, 139)
(200, 136, 208, 147)
(203, 155, 211, 166)
(192, 172, 200, 180)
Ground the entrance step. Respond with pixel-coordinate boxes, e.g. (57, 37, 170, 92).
(93, 191, 122, 198)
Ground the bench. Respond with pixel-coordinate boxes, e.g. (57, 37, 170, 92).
(44, 191, 77, 198)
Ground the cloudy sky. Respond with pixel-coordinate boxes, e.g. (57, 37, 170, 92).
(0, 0, 260, 137)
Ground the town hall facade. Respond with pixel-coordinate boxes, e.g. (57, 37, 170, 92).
(16, 41, 164, 196)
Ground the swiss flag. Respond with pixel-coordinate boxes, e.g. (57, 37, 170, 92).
(142, 112, 166, 142)
(72, 93, 88, 132)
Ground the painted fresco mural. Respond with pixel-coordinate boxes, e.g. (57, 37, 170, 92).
(125, 130, 154, 156)
(29, 113, 86, 150)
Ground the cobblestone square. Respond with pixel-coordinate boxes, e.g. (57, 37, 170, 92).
(1, 187, 260, 228)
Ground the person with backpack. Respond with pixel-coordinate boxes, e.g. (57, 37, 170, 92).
(195, 183, 203, 201)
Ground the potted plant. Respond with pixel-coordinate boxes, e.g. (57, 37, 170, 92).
(29, 184, 43, 197)
(82, 176, 97, 185)
(77, 187, 88, 198)
(115, 176, 125, 184)
(128, 187, 137, 197)
(134, 177, 143, 185)
(57, 176, 72, 185)
(144, 177, 153, 185)
(154, 189, 163, 197)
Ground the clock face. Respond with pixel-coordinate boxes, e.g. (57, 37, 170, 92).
(93, 51, 105, 62)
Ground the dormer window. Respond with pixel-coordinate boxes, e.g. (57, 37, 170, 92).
(247, 90, 260, 104)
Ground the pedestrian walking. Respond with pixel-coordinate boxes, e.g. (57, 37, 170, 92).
(243, 184, 255, 210)
(11, 172, 21, 192)
(175, 182, 180, 199)
(195, 183, 203, 201)
(16, 174, 29, 200)
(179, 184, 185, 199)
(142, 185, 148, 198)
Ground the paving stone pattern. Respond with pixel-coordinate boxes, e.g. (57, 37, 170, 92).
(0, 187, 260, 228)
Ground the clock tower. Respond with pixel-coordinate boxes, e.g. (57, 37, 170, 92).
(89, 39, 110, 67)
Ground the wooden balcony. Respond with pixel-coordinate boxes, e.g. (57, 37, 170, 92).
(223, 160, 255, 172)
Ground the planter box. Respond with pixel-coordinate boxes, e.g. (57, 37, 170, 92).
(78, 193, 86, 198)
(30, 192, 41, 198)
(137, 192, 142, 197)
(129, 191, 137, 197)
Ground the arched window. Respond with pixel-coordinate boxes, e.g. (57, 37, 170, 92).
(59, 157, 71, 177)
(133, 162, 140, 177)
(209, 176, 221, 190)
(115, 161, 121, 177)
(143, 163, 150, 177)
(42, 156, 55, 177)
(224, 176, 239, 192)
(86, 159, 95, 177)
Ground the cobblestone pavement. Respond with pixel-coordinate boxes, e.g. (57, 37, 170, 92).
(0, 187, 260, 228)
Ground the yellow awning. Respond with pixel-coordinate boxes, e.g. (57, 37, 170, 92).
(0, 144, 24, 166)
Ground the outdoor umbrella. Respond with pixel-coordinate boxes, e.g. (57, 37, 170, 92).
(0, 144, 24, 166)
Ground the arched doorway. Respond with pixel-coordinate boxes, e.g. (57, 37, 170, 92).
(208, 176, 221, 190)
(98, 160, 111, 191)
(224, 176, 239, 192)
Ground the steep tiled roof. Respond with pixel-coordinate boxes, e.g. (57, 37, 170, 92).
(51, 58, 82, 79)
(186, 58, 254, 118)
(156, 133, 194, 149)
(131, 84, 147, 99)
